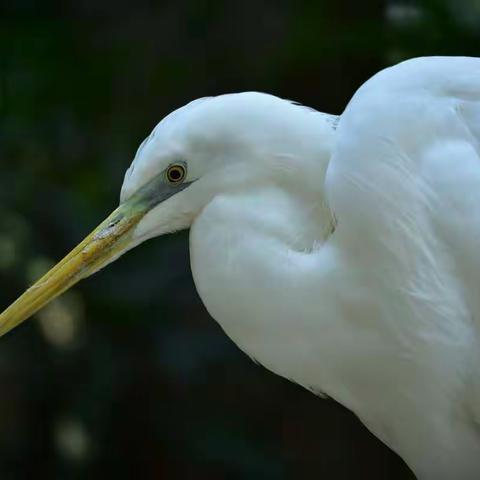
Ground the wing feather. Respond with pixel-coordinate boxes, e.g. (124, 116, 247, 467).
(326, 56, 480, 436)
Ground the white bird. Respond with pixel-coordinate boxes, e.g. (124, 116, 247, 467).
(1, 56, 479, 480)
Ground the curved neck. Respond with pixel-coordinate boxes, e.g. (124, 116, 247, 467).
(189, 185, 337, 385)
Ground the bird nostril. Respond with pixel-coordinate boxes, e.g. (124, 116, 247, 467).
(107, 215, 123, 229)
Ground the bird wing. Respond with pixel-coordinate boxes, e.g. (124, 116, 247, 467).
(327, 56, 480, 320)
(326, 55, 480, 411)
(320, 57, 480, 473)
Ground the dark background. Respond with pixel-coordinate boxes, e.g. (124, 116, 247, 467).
(1, 1, 479, 479)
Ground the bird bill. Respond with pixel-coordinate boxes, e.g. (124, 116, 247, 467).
(0, 198, 148, 338)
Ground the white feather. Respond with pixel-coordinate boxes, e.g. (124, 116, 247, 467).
(120, 61, 480, 479)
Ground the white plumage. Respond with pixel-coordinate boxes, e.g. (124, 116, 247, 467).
(326, 57, 480, 478)
(2, 56, 479, 480)
(123, 58, 480, 478)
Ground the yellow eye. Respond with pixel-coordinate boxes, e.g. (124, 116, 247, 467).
(166, 163, 186, 185)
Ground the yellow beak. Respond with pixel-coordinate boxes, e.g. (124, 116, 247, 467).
(0, 199, 148, 338)
(0, 168, 190, 338)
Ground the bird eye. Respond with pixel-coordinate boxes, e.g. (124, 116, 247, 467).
(166, 163, 186, 185)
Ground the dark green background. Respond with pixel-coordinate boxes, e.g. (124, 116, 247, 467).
(1, 1, 478, 478)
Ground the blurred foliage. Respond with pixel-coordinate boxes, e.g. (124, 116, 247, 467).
(0, 0, 478, 478)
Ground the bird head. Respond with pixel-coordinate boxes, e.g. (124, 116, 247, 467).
(0, 92, 336, 336)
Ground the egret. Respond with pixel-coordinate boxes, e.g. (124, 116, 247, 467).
(1, 56, 480, 479)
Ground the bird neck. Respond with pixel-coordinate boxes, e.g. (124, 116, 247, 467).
(189, 184, 337, 385)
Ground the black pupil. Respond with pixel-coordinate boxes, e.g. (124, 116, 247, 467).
(169, 168, 182, 181)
